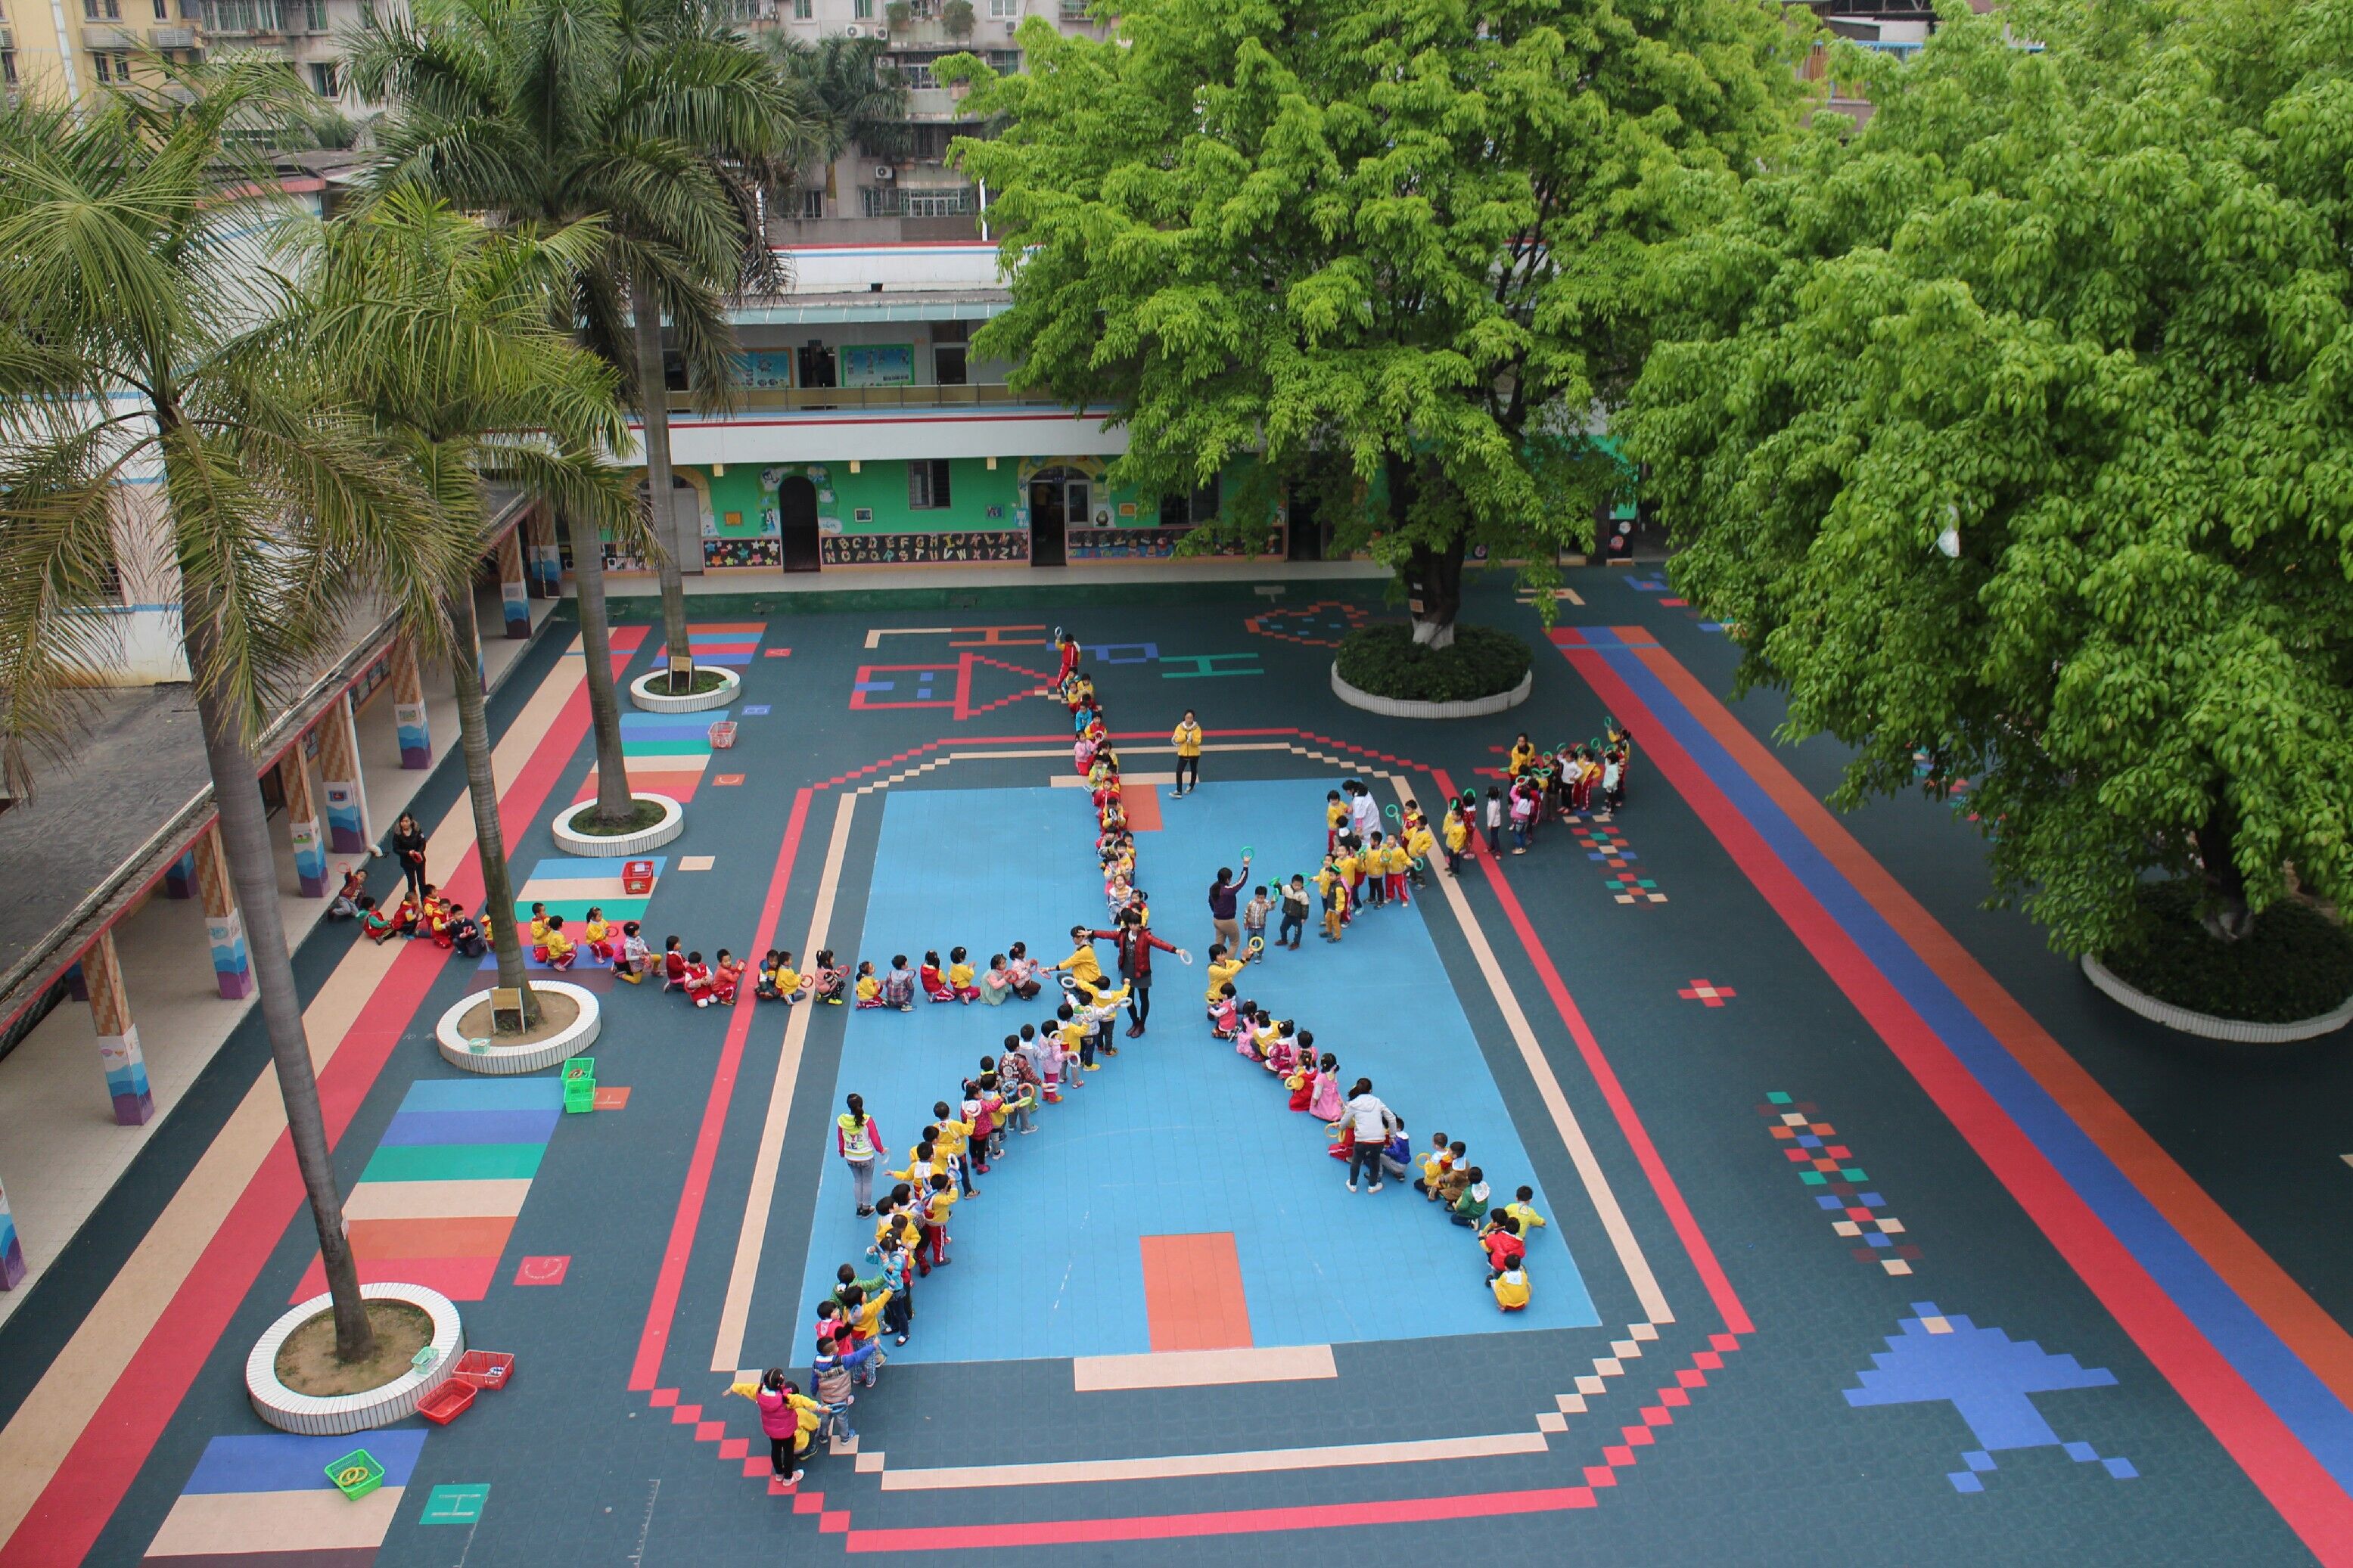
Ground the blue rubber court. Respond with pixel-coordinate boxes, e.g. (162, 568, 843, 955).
(785, 777, 1597, 1366)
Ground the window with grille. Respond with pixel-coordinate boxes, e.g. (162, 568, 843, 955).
(986, 48, 1018, 72)
(902, 188, 971, 217)
(800, 187, 825, 218)
(309, 61, 336, 94)
(853, 0, 872, 14)
(1161, 474, 1220, 527)
(792, 0, 810, 16)
(908, 459, 953, 510)
(897, 57, 937, 88)
(987, 0, 1017, 14)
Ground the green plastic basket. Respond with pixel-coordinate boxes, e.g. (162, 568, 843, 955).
(561, 1057, 595, 1082)
(564, 1079, 596, 1113)
(325, 1448, 385, 1501)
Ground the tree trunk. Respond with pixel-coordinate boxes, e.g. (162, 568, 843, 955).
(2195, 798, 2253, 942)
(561, 503, 638, 826)
(446, 582, 538, 1028)
(1383, 452, 1466, 648)
(629, 272, 695, 696)
(183, 607, 376, 1362)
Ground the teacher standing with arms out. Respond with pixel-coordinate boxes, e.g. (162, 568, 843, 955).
(375, 812, 428, 904)
(1170, 709, 1202, 796)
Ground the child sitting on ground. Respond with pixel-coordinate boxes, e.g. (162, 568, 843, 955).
(614, 921, 651, 983)
(1450, 1166, 1491, 1228)
(539, 914, 578, 970)
(1492, 1261, 1531, 1312)
(1503, 1186, 1549, 1237)
(582, 907, 617, 965)
(880, 955, 917, 1012)
(356, 896, 397, 942)
(921, 951, 956, 1003)
(328, 867, 366, 921)
(981, 954, 1015, 1006)
(853, 961, 884, 1008)
(946, 946, 981, 1002)
(445, 905, 486, 958)
(810, 949, 846, 1005)
(1004, 942, 1043, 1000)
(1481, 1213, 1525, 1278)
(1209, 984, 1242, 1040)
(681, 949, 714, 1005)
(710, 949, 744, 1006)
(526, 901, 552, 955)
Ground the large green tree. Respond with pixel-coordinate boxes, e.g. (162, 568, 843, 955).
(0, 70, 468, 1361)
(350, 0, 810, 737)
(949, 0, 1801, 638)
(1624, 0, 2353, 954)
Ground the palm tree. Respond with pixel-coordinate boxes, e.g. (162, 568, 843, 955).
(349, 0, 815, 740)
(0, 70, 472, 1362)
(766, 33, 912, 193)
(294, 190, 644, 1026)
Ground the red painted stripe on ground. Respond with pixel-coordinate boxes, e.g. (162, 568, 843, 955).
(0, 680, 594, 1568)
(1634, 644, 2353, 1420)
(630, 785, 813, 1390)
(1122, 784, 1163, 833)
(843, 1483, 1601, 1551)
(1433, 768, 1749, 1337)
(1559, 644, 2353, 1563)
(291, 1253, 502, 1303)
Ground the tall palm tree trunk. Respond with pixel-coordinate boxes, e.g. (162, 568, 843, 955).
(563, 502, 638, 824)
(629, 274, 695, 695)
(447, 580, 539, 1026)
(183, 606, 375, 1362)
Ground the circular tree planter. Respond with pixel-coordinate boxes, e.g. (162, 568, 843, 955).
(629, 666, 739, 713)
(247, 1283, 464, 1436)
(434, 979, 601, 1074)
(2080, 954, 2353, 1044)
(1331, 661, 1532, 719)
(552, 791, 682, 858)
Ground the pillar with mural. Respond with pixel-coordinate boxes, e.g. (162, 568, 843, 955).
(316, 691, 371, 854)
(390, 634, 431, 768)
(85, 931, 154, 1126)
(281, 748, 328, 898)
(193, 822, 253, 1000)
(497, 525, 531, 638)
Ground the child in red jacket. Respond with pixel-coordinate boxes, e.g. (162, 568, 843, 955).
(710, 949, 743, 1006)
(683, 950, 716, 1007)
(920, 950, 956, 1003)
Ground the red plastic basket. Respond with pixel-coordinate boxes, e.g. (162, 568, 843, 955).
(417, 1380, 476, 1426)
(452, 1350, 514, 1391)
(708, 721, 738, 750)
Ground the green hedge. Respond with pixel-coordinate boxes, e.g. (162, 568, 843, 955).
(2100, 880, 2353, 1024)
(1335, 623, 1532, 703)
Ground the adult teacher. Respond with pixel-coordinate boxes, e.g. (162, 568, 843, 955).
(375, 812, 428, 903)
(1091, 908, 1188, 1038)
(1335, 1078, 1397, 1194)
(1169, 709, 1203, 796)
(1207, 856, 1250, 951)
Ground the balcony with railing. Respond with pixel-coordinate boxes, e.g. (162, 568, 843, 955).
(664, 383, 1062, 415)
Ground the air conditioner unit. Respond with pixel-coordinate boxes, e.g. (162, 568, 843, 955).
(844, 21, 863, 34)
(874, 164, 895, 180)
(1000, 18, 1015, 33)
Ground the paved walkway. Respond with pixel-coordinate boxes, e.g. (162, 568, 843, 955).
(0, 578, 2345, 1566)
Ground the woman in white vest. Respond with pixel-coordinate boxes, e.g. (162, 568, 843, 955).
(837, 1094, 890, 1216)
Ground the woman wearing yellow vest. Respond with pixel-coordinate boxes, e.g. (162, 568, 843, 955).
(1170, 709, 1204, 795)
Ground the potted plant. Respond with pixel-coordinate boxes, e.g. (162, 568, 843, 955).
(885, 0, 912, 29)
(942, 0, 974, 36)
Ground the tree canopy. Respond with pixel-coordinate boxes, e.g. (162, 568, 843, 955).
(950, 0, 1802, 637)
(1622, 0, 2353, 954)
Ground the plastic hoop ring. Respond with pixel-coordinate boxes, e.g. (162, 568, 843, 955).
(1384, 803, 1400, 820)
(1057, 973, 1079, 991)
(1179, 950, 1195, 966)
(1241, 846, 1254, 861)
(1248, 936, 1264, 954)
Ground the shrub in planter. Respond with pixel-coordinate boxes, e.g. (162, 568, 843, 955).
(1335, 623, 1531, 703)
(942, 0, 974, 34)
(2099, 880, 2353, 1025)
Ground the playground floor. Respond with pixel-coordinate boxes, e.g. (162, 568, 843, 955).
(2, 572, 2349, 1566)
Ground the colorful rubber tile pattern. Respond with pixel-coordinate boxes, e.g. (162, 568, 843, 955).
(651, 621, 767, 666)
(1846, 1303, 2134, 1493)
(1760, 1091, 1920, 1276)
(140, 1430, 427, 1564)
(576, 710, 727, 804)
(1569, 813, 1666, 905)
(1678, 979, 1736, 1008)
(292, 1077, 563, 1301)
(1242, 601, 1375, 647)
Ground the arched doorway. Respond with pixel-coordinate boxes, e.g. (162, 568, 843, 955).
(777, 476, 821, 573)
(1027, 467, 1089, 568)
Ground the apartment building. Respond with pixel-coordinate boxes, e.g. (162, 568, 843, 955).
(1, 0, 202, 101)
(754, 0, 1112, 245)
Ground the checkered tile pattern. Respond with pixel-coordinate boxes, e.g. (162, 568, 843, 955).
(1761, 1092, 1920, 1276)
